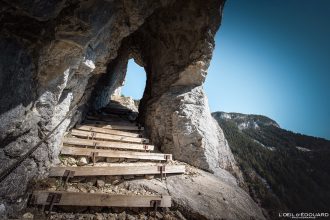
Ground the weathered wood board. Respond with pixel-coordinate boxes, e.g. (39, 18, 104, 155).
(32, 191, 171, 207)
(61, 146, 172, 161)
(49, 165, 185, 176)
(76, 125, 141, 137)
(63, 137, 154, 151)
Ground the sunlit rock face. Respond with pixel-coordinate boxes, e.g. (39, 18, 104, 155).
(132, 1, 242, 178)
(0, 0, 261, 219)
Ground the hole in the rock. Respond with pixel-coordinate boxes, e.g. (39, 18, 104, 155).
(122, 59, 146, 101)
(111, 59, 146, 111)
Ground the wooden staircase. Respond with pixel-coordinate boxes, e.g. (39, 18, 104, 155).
(30, 102, 185, 214)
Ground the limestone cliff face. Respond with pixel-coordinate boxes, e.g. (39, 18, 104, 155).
(131, 0, 242, 178)
(0, 0, 260, 218)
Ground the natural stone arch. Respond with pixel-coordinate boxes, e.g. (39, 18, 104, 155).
(90, 0, 241, 174)
(129, 0, 241, 177)
(91, 38, 147, 110)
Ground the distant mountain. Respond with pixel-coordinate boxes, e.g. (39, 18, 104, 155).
(212, 112, 330, 218)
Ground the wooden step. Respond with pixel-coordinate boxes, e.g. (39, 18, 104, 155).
(106, 104, 131, 110)
(61, 146, 172, 161)
(89, 111, 122, 118)
(71, 129, 148, 144)
(82, 122, 144, 131)
(102, 108, 132, 115)
(86, 115, 134, 123)
(31, 191, 171, 207)
(96, 113, 132, 121)
(76, 125, 141, 138)
(63, 137, 154, 151)
(84, 119, 139, 127)
(104, 105, 131, 110)
(49, 165, 185, 177)
(105, 102, 131, 110)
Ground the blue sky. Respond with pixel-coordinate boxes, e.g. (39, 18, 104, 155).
(122, 60, 146, 100)
(123, 0, 330, 140)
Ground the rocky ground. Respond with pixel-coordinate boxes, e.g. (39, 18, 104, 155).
(21, 157, 265, 220)
(30, 155, 194, 196)
(22, 208, 185, 220)
(20, 159, 191, 220)
(15, 98, 266, 220)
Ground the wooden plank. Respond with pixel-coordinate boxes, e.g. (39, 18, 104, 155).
(102, 108, 132, 115)
(32, 191, 171, 207)
(89, 112, 123, 119)
(61, 146, 172, 161)
(49, 165, 185, 177)
(76, 125, 141, 138)
(71, 129, 148, 144)
(84, 119, 138, 127)
(63, 137, 154, 151)
(86, 115, 134, 123)
(82, 122, 144, 131)
(105, 105, 131, 111)
(97, 113, 130, 120)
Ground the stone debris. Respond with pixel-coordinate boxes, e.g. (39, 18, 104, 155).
(33, 159, 202, 198)
(117, 211, 126, 220)
(22, 212, 34, 219)
(144, 174, 154, 180)
(111, 96, 139, 113)
(95, 213, 104, 220)
(60, 156, 157, 166)
(174, 210, 186, 220)
(47, 210, 184, 220)
(76, 183, 88, 193)
(106, 176, 122, 185)
(34, 176, 159, 196)
(126, 158, 139, 163)
(123, 175, 135, 180)
(96, 179, 105, 188)
(155, 212, 163, 219)
(65, 156, 77, 166)
(77, 156, 89, 166)
(106, 158, 120, 163)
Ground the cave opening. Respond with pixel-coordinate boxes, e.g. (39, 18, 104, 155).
(112, 58, 146, 109)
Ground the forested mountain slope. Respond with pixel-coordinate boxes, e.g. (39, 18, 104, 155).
(212, 112, 330, 218)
